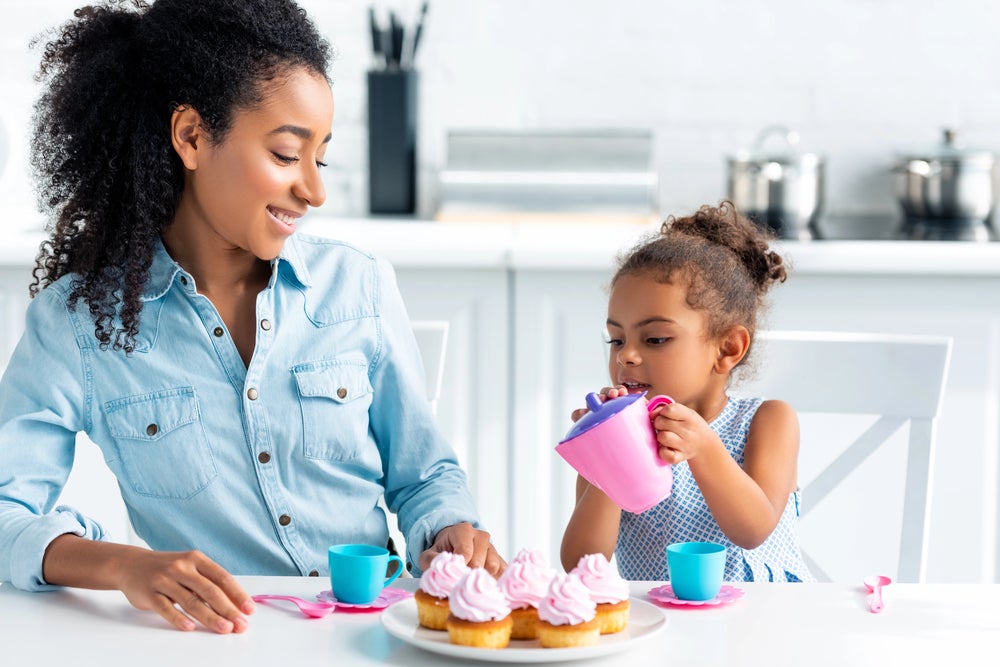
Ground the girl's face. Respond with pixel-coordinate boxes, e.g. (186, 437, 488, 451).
(606, 272, 722, 409)
(175, 66, 334, 261)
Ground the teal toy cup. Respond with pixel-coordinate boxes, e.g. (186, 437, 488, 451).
(328, 544, 404, 604)
(666, 541, 726, 601)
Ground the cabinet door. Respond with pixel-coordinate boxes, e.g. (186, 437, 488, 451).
(394, 268, 512, 556)
(509, 269, 611, 564)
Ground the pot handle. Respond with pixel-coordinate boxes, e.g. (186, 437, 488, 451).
(753, 125, 800, 153)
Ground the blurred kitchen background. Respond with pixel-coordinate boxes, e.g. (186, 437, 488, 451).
(3, 0, 1000, 234)
(3, 1, 1000, 585)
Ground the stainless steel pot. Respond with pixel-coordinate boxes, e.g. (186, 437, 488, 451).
(728, 126, 824, 241)
(894, 129, 997, 223)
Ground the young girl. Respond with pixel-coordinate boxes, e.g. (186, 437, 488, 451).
(0, 0, 502, 634)
(561, 202, 813, 583)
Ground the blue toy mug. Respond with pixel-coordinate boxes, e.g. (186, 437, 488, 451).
(666, 541, 726, 601)
(328, 544, 404, 604)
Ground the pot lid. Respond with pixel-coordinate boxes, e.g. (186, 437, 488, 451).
(561, 391, 645, 442)
(729, 125, 823, 167)
(899, 128, 995, 167)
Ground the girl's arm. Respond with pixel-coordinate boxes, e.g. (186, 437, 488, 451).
(560, 475, 621, 571)
(654, 399, 800, 549)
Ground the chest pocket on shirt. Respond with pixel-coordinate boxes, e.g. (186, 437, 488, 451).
(292, 361, 374, 461)
(104, 387, 218, 499)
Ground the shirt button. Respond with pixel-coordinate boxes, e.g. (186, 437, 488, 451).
(146, 423, 158, 437)
(337, 387, 348, 399)
(308, 570, 319, 577)
(213, 327, 224, 337)
(258, 451, 271, 464)
(278, 514, 291, 526)
(260, 319, 272, 331)
(247, 388, 259, 400)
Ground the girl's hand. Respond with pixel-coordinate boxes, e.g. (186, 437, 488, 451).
(116, 549, 254, 633)
(570, 385, 628, 422)
(650, 401, 724, 464)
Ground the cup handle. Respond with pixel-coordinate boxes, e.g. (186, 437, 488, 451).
(646, 395, 674, 414)
(384, 555, 405, 587)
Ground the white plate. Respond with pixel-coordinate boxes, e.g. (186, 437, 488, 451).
(380, 597, 667, 663)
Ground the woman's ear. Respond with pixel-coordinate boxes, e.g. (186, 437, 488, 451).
(170, 105, 205, 171)
(715, 326, 751, 374)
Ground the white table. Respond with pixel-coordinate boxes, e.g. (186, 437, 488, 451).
(1, 577, 997, 666)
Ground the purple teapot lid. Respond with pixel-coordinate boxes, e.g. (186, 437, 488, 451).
(562, 391, 646, 442)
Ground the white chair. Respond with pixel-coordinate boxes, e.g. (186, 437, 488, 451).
(381, 320, 450, 572)
(735, 330, 952, 583)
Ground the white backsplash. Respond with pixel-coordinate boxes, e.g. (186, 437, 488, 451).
(3, 0, 1000, 221)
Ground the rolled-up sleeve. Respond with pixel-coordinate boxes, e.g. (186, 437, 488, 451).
(0, 286, 105, 590)
(367, 258, 480, 573)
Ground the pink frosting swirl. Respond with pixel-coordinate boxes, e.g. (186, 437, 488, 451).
(572, 553, 629, 604)
(537, 573, 596, 626)
(418, 551, 470, 598)
(497, 561, 555, 609)
(511, 548, 550, 569)
(448, 568, 512, 622)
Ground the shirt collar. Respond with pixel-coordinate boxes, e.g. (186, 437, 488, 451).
(142, 235, 313, 302)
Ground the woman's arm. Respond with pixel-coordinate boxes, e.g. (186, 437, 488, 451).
(653, 399, 800, 549)
(43, 534, 253, 633)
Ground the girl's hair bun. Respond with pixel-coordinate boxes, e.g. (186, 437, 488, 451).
(664, 200, 787, 294)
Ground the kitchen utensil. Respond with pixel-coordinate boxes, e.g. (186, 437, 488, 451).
(251, 594, 337, 619)
(863, 575, 892, 614)
(893, 128, 997, 224)
(728, 125, 825, 240)
(555, 392, 673, 513)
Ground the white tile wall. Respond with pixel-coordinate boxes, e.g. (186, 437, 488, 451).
(3, 0, 1000, 220)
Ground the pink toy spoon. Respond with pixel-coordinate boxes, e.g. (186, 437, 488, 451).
(863, 575, 892, 613)
(251, 594, 337, 619)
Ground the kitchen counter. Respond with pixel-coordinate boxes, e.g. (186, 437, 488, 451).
(5, 213, 1000, 276)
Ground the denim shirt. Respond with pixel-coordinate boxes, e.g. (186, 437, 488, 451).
(0, 233, 480, 590)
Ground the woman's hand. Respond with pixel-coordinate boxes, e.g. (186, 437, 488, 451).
(418, 522, 506, 576)
(570, 385, 628, 422)
(42, 535, 253, 633)
(116, 548, 254, 633)
(650, 401, 725, 464)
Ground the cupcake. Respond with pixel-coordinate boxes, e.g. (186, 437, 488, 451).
(572, 552, 630, 634)
(497, 553, 556, 639)
(415, 551, 470, 630)
(446, 568, 513, 649)
(536, 573, 600, 648)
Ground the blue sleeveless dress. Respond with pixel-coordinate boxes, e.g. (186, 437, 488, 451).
(616, 397, 814, 582)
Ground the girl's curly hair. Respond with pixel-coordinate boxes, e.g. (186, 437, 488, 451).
(30, 0, 331, 352)
(613, 201, 788, 369)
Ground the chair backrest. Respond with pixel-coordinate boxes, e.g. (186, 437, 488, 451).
(411, 320, 449, 413)
(735, 330, 952, 583)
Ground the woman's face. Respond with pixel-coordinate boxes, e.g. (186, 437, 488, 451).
(175, 66, 334, 261)
(605, 272, 720, 407)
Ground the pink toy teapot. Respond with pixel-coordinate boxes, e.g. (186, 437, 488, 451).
(555, 391, 674, 513)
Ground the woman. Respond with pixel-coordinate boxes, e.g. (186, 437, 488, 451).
(0, 0, 502, 634)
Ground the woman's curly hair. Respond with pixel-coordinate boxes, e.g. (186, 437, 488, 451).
(613, 201, 788, 370)
(30, 0, 331, 352)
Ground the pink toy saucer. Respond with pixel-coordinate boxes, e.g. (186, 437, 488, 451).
(316, 586, 412, 612)
(647, 583, 744, 607)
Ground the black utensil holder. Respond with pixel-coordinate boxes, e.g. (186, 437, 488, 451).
(367, 70, 417, 215)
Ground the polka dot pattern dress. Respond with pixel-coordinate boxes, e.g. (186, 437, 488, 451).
(616, 397, 814, 582)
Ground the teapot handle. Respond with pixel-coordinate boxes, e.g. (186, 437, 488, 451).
(646, 395, 674, 414)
